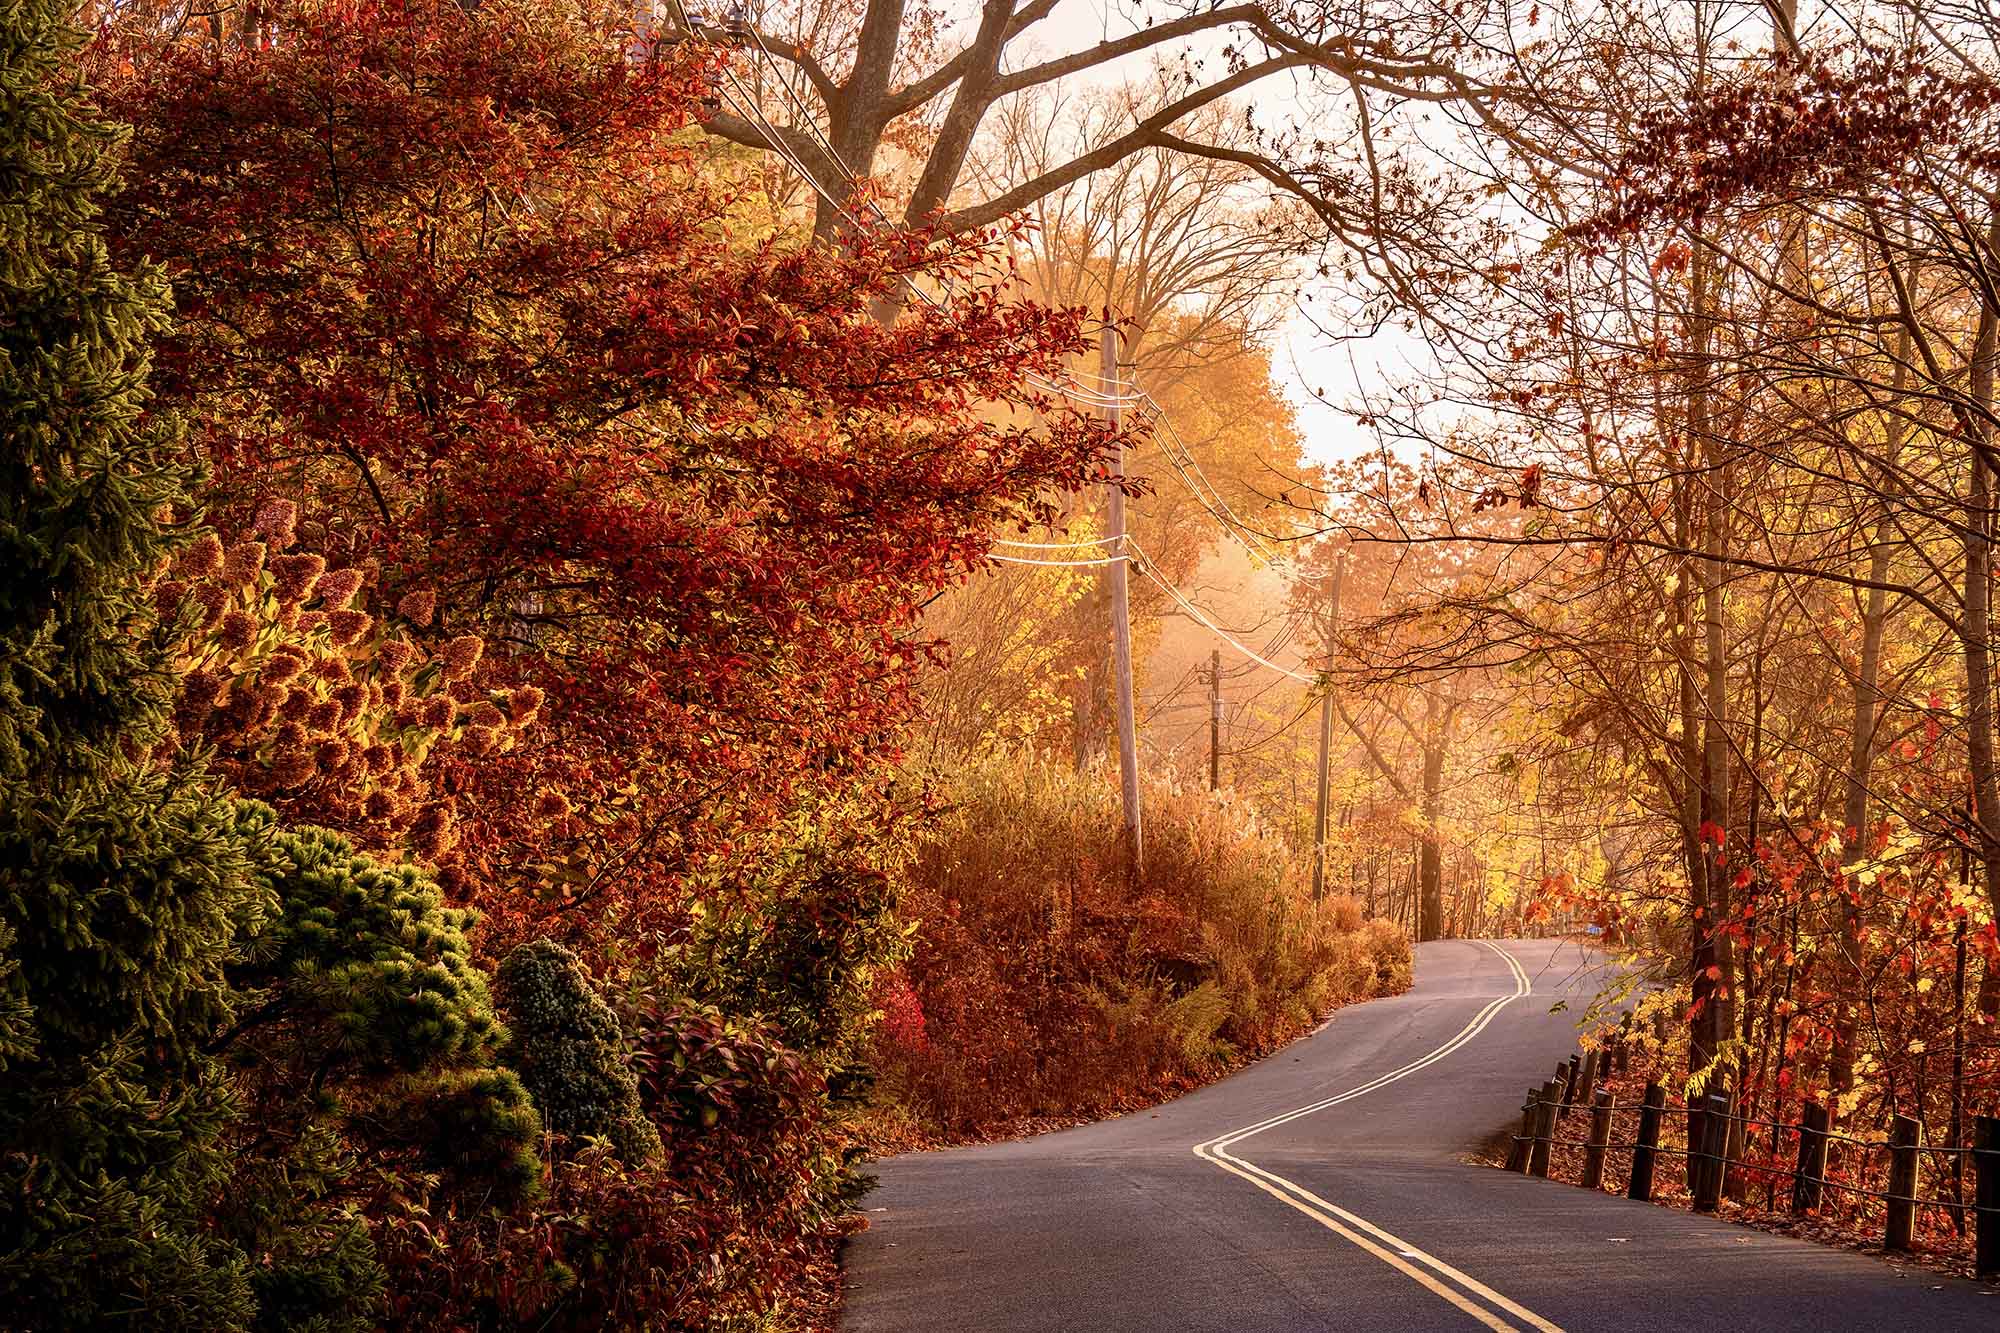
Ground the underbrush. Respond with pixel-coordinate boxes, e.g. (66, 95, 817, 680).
(865, 752, 1411, 1144)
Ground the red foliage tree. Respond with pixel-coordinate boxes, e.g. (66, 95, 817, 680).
(98, 0, 1117, 951)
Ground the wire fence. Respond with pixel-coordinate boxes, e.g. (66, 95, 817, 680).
(1501, 1030, 2000, 1276)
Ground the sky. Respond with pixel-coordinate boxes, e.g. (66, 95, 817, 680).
(1007, 0, 1428, 473)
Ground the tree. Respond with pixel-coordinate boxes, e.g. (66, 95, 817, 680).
(97, 0, 1117, 953)
(0, 13, 545, 1324)
(0, 2, 268, 1319)
(671, 0, 1519, 268)
(970, 77, 1302, 377)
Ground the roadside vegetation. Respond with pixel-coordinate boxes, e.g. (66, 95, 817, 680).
(866, 753, 1410, 1146)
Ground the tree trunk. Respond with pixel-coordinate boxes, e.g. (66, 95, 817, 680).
(1685, 231, 1734, 1092)
(1966, 212, 2000, 927)
(1831, 341, 1906, 1105)
(1419, 734, 1446, 942)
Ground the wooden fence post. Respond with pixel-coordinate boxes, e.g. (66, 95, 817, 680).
(1506, 1087, 1537, 1173)
(1723, 1087, 1748, 1203)
(1579, 1048, 1600, 1099)
(1629, 1082, 1664, 1202)
(1975, 1115, 2000, 1277)
(1792, 1100, 1829, 1215)
(1562, 1055, 1582, 1115)
(1692, 1091, 1730, 1212)
(1529, 1081, 1559, 1179)
(1886, 1114, 1922, 1251)
(1581, 1088, 1615, 1191)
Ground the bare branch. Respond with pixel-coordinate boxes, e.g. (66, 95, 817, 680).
(939, 55, 1310, 233)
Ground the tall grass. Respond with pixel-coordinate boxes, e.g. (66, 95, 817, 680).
(869, 752, 1410, 1142)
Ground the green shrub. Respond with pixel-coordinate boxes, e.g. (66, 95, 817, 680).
(235, 813, 510, 1073)
(495, 939, 659, 1163)
(407, 1068, 545, 1198)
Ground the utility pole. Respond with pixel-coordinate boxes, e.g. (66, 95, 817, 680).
(1310, 548, 1348, 900)
(1209, 648, 1222, 791)
(1103, 325, 1142, 874)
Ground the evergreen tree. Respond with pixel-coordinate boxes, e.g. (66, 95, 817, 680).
(0, 2, 268, 1322)
(496, 939, 659, 1164)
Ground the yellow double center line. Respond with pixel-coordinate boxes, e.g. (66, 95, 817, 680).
(1191, 941, 1563, 1333)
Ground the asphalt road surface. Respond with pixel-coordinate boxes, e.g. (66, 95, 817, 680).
(842, 938, 2000, 1331)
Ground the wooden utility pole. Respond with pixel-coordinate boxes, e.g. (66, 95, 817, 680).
(1208, 648, 1222, 791)
(1310, 549, 1347, 899)
(1103, 325, 1142, 874)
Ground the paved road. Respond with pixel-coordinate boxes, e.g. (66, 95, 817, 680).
(843, 938, 1999, 1331)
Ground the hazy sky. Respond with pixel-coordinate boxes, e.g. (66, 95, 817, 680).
(1014, 0, 1423, 472)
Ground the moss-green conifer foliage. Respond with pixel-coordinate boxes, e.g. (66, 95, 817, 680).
(496, 939, 660, 1164)
(237, 812, 509, 1072)
(231, 809, 544, 1201)
(0, 1, 268, 1323)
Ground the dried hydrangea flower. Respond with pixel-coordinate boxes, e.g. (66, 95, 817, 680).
(218, 609, 257, 651)
(179, 532, 225, 579)
(222, 541, 267, 587)
(194, 583, 229, 632)
(458, 700, 505, 729)
(313, 738, 351, 772)
(377, 637, 417, 677)
(262, 651, 308, 687)
(316, 567, 365, 609)
(327, 610, 373, 647)
(253, 498, 299, 549)
(153, 578, 189, 624)
(269, 553, 326, 606)
(410, 805, 455, 860)
(333, 683, 368, 721)
(396, 589, 436, 626)
(507, 685, 545, 724)
(181, 669, 226, 715)
(439, 634, 484, 681)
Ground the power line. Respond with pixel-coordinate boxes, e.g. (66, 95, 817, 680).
(1129, 538, 1318, 684)
(992, 535, 1116, 550)
(663, 5, 1330, 670)
(990, 552, 1129, 568)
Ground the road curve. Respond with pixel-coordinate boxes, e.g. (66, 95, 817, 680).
(842, 939, 1998, 1331)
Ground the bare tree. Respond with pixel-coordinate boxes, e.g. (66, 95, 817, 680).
(665, 0, 1513, 258)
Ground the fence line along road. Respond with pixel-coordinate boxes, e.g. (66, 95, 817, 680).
(1506, 1023, 2000, 1275)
